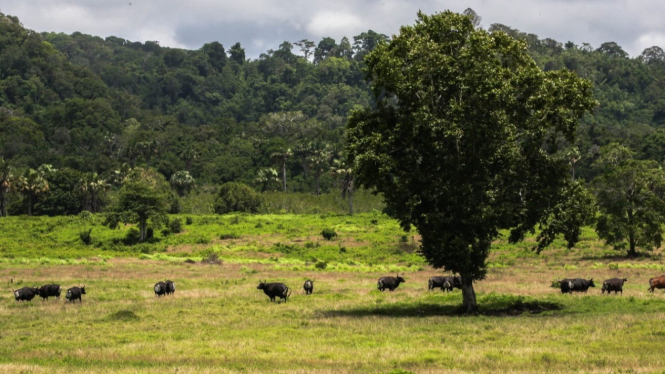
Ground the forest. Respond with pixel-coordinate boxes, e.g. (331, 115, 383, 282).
(2, 9, 665, 220)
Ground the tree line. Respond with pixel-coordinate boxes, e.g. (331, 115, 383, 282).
(2, 10, 665, 260)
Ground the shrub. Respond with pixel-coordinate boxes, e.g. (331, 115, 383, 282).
(185, 216, 193, 225)
(315, 261, 328, 270)
(123, 228, 141, 245)
(371, 219, 378, 225)
(339, 246, 347, 253)
(255, 221, 263, 228)
(202, 252, 222, 265)
(321, 228, 337, 240)
(79, 229, 93, 245)
(161, 228, 171, 236)
(213, 182, 263, 214)
(169, 218, 183, 233)
(400, 235, 409, 243)
(220, 233, 240, 240)
(146, 227, 154, 240)
(169, 197, 182, 214)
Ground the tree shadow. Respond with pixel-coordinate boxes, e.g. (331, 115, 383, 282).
(320, 299, 563, 318)
(580, 252, 659, 261)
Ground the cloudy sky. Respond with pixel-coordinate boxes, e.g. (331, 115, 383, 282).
(2, 0, 663, 58)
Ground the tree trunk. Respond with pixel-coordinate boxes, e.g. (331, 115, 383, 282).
(628, 240, 637, 257)
(139, 220, 147, 242)
(348, 190, 353, 216)
(146, 156, 151, 170)
(282, 160, 287, 192)
(460, 275, 478, 315)
(627, 206, 637, 257)
(316, 174, 320, 196)
(0, 192, 6, 217)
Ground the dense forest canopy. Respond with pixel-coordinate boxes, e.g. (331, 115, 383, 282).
(2, 10, 665, 215)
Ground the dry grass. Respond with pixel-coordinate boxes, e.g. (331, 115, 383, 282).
(2, 258, 665, 373)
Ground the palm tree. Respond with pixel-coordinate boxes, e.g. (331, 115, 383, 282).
(16, 169, 49, 216)
(331, 159, 354, 215)
(80, 173, 110, 213)
(271, 148, 293, 192)
(307, 148, 331, 196)
(169, 170, 195, 197)
(137, 141, 158, 170)
(254, 168, 280, 192)
(0, 158, 13, 217)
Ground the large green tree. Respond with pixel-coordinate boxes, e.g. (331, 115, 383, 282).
(593, 144, 665, 257)
(104, 168, 168, 242)
(16, 167, 51, 216)
(346, 11, 596, 313)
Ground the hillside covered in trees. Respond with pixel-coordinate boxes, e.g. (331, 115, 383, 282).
(2, 10, 665, 216)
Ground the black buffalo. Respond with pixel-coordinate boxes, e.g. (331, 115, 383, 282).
(561, 278, 595, 294)
(377, 273, 405, 292)
(428, 276, 461, 291)
(13, 287, 39, 302)
(154, 281, 167, 297)
(38, 284, 62, 300)
(165, 280, 176, 295)
(559, 278, 574, 294)
(65, 285, 86, 303)
(303, 280, 314, 295)
(257, 280, 291, 302)
(602, 278, 627, 295)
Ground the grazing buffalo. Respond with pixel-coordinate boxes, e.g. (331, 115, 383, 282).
(428, 276, 446, 290)
(38, 284, 62, 300)
(65, 285, 86, 304)
(154, 281, 167, 297)
(377, 273, 405, 292)
(303, 280, 314, 295)
(165, 280, 176, 295)
(602, 278, 627, 295)
(648, 275, 665, 293)
(429, 276, 461, 292)
(12, 287, 39, 302)
(257, 280, 291, 302)
(442, 276, 462, 292)
(560, 278, 595, 293)
(559, 278, 574, 294)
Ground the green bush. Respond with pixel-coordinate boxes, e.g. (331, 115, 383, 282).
(185, 216, 193, 225)
(213, 182, 263, 214)
(169, 196, 182, 214)
(315, 261, 328, 270)
(169, 218, 183, 233)
(321, 228, 337, 240)
(220, 233, 240, 240)
(123, 228, 141, 245)
(79, 228, 93, 245)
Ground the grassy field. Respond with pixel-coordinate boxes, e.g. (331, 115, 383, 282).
(1, 213, 665, 373)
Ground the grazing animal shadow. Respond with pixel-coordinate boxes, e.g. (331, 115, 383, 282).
(320, 299, 563, 318)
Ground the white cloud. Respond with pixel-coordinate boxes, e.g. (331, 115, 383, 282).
(2, 0, 665, 57)
(306, 11, 363, 38)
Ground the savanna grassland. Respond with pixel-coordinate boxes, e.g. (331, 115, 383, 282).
(1, 213, 665, 373)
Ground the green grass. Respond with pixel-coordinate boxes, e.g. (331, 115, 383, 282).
(2, 214, 665, 373)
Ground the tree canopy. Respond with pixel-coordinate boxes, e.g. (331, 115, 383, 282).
(346, 11, 596, 313)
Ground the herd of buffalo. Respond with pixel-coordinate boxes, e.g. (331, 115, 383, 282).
(10, 273, 665, 304)
(12, 284, 86, 303)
